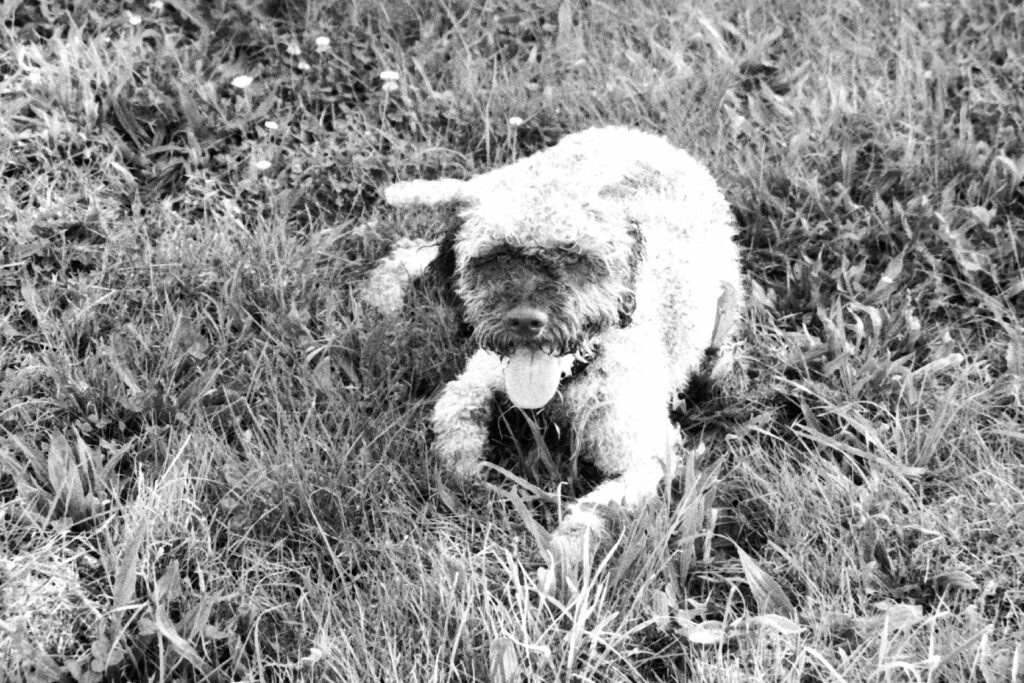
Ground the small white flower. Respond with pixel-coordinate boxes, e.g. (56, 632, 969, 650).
(254, 159, 272, 171)
(264, 121, 279, 130)
(231, 75, 254, 89)
(380, 70, 400, 82)
(508, 116, 524, 127)
(382, 80, 398, 93)
(297, 60, 311, 71)
(315, 36, 331, 53)
(127, 12, 142, 25)
(149, 0, 164, 10)
(286, 42, 302, 56)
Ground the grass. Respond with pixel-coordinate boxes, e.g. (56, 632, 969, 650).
(0, 0, 1022, 680)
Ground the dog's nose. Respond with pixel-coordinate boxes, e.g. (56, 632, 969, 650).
(505, 306, 548, 338)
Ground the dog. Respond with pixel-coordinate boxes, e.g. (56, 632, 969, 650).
(373, 127, 743, 563)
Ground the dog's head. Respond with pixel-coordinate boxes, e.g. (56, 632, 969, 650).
(385, 178, 645, 359)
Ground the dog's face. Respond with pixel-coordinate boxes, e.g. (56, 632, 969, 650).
(451, 202, 643, 358)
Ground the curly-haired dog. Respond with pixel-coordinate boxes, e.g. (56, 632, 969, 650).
(378, 127, 742, 563)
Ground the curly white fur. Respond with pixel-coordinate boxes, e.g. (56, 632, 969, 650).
(384, 179, 469, 207)
(384, 127, 743, 565)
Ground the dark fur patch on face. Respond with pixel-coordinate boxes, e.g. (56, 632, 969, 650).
(458, 249, 621, 357)
(466, 245, 608, 282)
(456, 222, 647, 356)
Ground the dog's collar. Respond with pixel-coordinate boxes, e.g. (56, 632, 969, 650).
(568, 355, 590, 378)
(563, 344, 599, 380)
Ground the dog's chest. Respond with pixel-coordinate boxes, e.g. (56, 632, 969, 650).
(490, 360, 593, 445)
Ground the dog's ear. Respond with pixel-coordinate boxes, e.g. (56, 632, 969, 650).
(618, 222, 646, 327)
(385, 178, 475, 336)
(384, 177, 471, 290)
(416, 204, 472, 339)
(427, 204, 461, 287)
(384, 179, 470, 207)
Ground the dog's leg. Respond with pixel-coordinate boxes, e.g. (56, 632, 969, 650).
(431, 349, 504, 479)
(550, 458, 671, 565)
(552, 335, 679, 562)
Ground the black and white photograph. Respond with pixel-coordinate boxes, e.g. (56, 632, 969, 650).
(1, 1, 1022, 680)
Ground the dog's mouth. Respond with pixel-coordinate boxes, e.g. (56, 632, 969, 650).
(475, 332, 589, 360)
(471, 315, 607, 360)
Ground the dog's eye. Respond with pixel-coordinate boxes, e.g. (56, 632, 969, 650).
(555, 250, 594, 271)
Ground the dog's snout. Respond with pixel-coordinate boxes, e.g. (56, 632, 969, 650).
(505, 306, 549, 338)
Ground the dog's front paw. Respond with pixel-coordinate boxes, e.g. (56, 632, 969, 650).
(431, 437, 486, 482)
(448, 452, 485, 481)
(430, 363, 498, 482)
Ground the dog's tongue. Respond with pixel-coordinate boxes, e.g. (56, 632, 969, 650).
(504, 349, 565, 409)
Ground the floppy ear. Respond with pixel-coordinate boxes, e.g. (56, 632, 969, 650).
(384, 177, 472, 286)
(418, 204, 473, 339)
(384, 179, 470, 207)
(385, 177, 475, 336)
(618, 222, 646, 327)
(426, 204, 461, 287)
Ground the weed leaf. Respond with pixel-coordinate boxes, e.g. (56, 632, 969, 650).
(498, 484, 551, 552)
(731, 613, 804, 637)
(489, 636, 520, 683)
(677, 618, 727, 645)
(48, 432, 88, 521)
(736, 547, 796, 618)
(111, 522, 146, 610)
(154, 603, 213, 676)
(932, 569, 980, 592)
(871, 601, 924, 632)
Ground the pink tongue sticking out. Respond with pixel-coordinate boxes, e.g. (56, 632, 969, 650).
(504, 349, 564, 409)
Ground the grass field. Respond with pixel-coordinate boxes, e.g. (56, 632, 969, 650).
(1, 0, 1022, 681)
